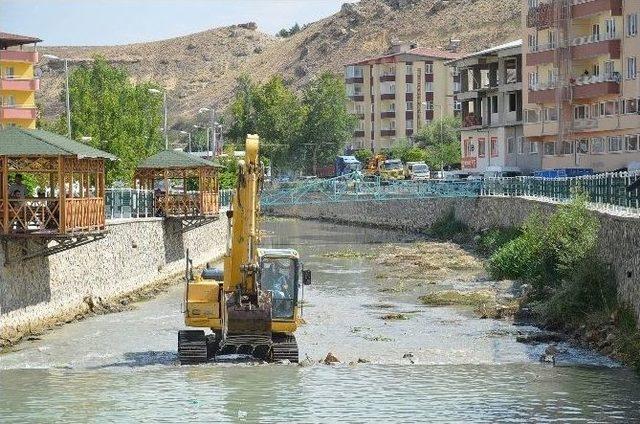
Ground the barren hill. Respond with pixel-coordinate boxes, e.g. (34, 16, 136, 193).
(38, 0, 521, 127)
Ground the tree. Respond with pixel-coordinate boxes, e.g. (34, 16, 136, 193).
(298, 72, 356, 174)
(46, 56, 164, 184)
(354, 148, 373, 165)
(227, 74, 257, 147)
(414, 116, 462, 170)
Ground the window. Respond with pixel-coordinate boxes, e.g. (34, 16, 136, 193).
(405, 64, 413, 75)
(490, 137, 498, 157)
(605, 18, 616, 39)
(508, 92, 517, 112)
(389, 120, 396, 130)
(425, 81, 433, 92)
(591, 137, 605, 154)
(528, 72, 539, 87)
(547, 30, 556, 49)
(524, 109, 539, 123)
(609, 136, 623, 152)
(507, 137, 515, 154)
(424, 101, 433, 110)
(627, 57, 637, 80)
(463, 138, 474, 157)
(626, 134, 639, 151)
(628, 13, 638, 37)
(371, 103, 375, 113)
(478, 138, 486, 157)
(600, 101, 618, 116)
(518, 137, 525, 155)
(528, 34, 538, 51)
(357, 120, 365, 131)
(528, 0, 539, 7)
(454, 101, 462, 111)
(406, 101, 413, 111)
(593, 63, 600, 76)
(574, 105, 589, 120)
(491, 96, 498, 114)
(4, 67, 14, 78)
(530, 140, 539, 154)
(406, 83, 414, 93)
(425, 63, 433, 74)
(544, 108, 558, 122)
(406, 120, 413, 130)
(577, 139, 589, 154)
(543, 142, 555, 156)
(562, 140, 574, 155)
(2, 95, 15, 106)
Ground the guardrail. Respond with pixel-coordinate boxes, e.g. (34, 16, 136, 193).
(105, 188, 154, 219)
(261, 171, 640, 214)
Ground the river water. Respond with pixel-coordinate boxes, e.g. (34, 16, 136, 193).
(1, 219, 640, 423)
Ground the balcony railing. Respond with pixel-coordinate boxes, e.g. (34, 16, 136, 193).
(0, 78, 39, 91)
(381, 111, 396, 118)
(529, 42, 557, 53)
(462, 114, 482, 128)
(573, 118, 599, 131)
(0, 106, 38, 120)
(572, 31, 619, 46)
(155, 192, 219, 218)
(0, 50, 39, 63)
(572, 0, 623, 19)
(380, 92, 396, 100)
(380, 73, 396, 82)
(380, 129, 396, 137)
(572, 72, 620, 86)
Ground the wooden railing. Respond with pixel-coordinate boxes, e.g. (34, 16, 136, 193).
(155, 192, 219, 218)
(64, 197, 106, 233)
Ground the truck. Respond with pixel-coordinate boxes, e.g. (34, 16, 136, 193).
(335, 155, 362, 176)
(404, 161, 430, 181)
(379, 159, 404, 181)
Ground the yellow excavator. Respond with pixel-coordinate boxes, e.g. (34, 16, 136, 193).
(178, 134, 310, 364)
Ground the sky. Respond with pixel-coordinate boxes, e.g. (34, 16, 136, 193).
(0, 0, 358, 46)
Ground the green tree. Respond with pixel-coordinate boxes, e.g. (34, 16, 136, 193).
(298, 72, 356, 174)
(387, 138, 426, 163)
(414, 116, 462, 170)
(47, 56, 164, 185)
(227, 75, 258, 146)
(354, 148, 373, 165)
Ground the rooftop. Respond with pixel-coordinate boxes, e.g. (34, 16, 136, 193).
(0, 31, 42, 49)
(446, 39, 522, 66)
(345, 47, 462, 66)
(137, 149, 221, 169)
(0, 127, 117, 160)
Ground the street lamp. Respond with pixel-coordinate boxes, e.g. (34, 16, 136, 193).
(179, 130, 192, 152)
(43, 54, 71, 138)
(198, 107, 216, 158)
(149, 88, 168, 150)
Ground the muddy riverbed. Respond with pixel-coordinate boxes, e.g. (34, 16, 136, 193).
(1, 218, 640, 422)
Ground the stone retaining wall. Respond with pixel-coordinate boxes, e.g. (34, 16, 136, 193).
(0, 215, 227, 345)
(266, 197, 640, 321)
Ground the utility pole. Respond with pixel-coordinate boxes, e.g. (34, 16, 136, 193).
(64, 59, 71, 138)
(211, 108, 217, 157)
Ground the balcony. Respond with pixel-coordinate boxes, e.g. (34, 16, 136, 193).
(462, 114, 482, 129)
(405, 93, 413, 101)
(526, 2, 555, 29)
(405, 111, 413, 119)
(354, 130, 365, 138)
(405, 74, 413, 83)
(380, 74, 396, 82)
(572, 74, 620, 99)
(526, 43, 556, 66)
(572, 0, 622, 19)
(380, 92, 395, 100)
(0, 105, 38, 120)
(0, 50, 39, 63)
(571, 33, 620, 60)
(380, 129, 396, 137)
(348, 95, 364, 102)
(572, 118, 599, 131)
(381, 111, 396, 119)
(0, 78, 39, 91)
(345, 77, 364, 84)
(529, 81, 559, 104)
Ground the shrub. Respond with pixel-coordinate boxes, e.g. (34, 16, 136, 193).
(430, 208, 468, 240)
(476, 227, 521, 255)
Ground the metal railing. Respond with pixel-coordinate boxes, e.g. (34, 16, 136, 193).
(261, 171, 640, 215)
(105, 188, 154, 219)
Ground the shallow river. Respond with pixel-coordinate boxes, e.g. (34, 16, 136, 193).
(1, 219, 640, 423)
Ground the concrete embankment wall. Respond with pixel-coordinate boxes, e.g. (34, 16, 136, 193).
(266, 197, 640, 321)
(0, 215, 227, 346)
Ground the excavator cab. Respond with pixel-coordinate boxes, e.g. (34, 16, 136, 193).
(258, 249, 303, 320)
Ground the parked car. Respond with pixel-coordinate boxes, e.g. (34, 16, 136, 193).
(404, 162, 430, 180)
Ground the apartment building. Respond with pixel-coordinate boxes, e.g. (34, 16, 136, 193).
(0, 32, 41, 129)
(345, 43, 461, 152)
(449, 40, 542, 174)
(523, 0, 640, 172)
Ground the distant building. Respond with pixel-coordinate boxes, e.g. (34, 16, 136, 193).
(0, 32, 41, 129)
(344, 43, 461, 152)
(448, 40, 540, 174)
(523, 0, 640, 172)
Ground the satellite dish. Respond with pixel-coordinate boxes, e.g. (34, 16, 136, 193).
(34, 67, 43, 78)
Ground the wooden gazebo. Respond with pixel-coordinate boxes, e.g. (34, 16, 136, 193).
(0, 127, 116, 260)
(134, 150, 221, 228)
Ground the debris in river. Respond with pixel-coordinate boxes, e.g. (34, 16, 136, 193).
(357, 358, 370, 363)
(381, 313, 408, 321)
(403, 353, 413, 358)
(419, 290, 495, 307)
(322, 249, 374, 259)
(323, 352, 340, 364)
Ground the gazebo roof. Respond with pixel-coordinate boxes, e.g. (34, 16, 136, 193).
(137, 149, 221, 170)
(0, 31, 42, 49)
(0, 127, 117, 160)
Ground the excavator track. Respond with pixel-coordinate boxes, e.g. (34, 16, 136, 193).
(178, 330, 208, 364)
(272, 334, 299, 363)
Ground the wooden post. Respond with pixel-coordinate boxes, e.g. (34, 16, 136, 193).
(2, 157, 8, 235)
(58, 156, 66, 233)
(163, 169, 169, 216)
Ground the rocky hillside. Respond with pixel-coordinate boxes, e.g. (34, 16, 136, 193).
(37, 0, 521, 126)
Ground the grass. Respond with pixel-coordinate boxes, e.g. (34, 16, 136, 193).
(419, 290, 495, 307)
(381, 313, 409, 321)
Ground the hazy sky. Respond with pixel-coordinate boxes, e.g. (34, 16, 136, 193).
(0, 0, 358, 46)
